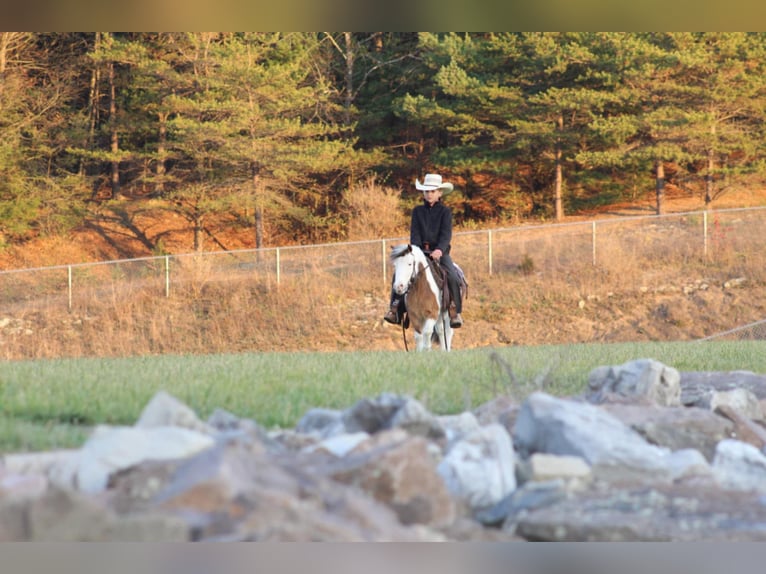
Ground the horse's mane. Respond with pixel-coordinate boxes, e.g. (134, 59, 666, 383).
(390, 243, 415, 261)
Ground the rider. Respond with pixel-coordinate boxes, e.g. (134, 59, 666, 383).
(383, 173, 464, 328)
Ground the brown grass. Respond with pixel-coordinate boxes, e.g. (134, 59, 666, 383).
(2, 186, 766, 359)
(2, 231, 766, 360)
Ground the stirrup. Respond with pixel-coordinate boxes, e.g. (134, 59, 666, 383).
(384, 308, 401, 325)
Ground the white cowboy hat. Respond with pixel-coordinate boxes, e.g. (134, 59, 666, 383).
(415, 173, 454, 193)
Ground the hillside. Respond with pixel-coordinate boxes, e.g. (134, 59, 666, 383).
(2, 186, 766, 359)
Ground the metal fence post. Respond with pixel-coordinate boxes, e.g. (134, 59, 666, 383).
(276, 248, 281, 285)
(703, 210, 708, 258)
(165, 255, 170, 297)
(67, 265, 72, 312)
(592, 221, 597, 266)
(488, 229, 493, 276)
(382, 239, 387, 287)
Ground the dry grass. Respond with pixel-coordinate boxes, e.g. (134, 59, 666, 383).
(2, 225, 766, 361)
(3, 192, 766, 360)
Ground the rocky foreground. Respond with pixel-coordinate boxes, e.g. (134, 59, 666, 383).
(4, 359, 766, 541)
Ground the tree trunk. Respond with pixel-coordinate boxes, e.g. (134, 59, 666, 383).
(705, 123, 716, 206)
(255, 205, 264, 250)
(155, 111, 167, 196)
(343, 32, 354, 127)
(83, 33, 101, 179)
(655, 160, 665, 215)
(193, 213, 203, 252)
(108, 58, 121, 199)
(0, 33, 9, 76)
(554, 112, 564, 221)
(252, 169, 264, 250)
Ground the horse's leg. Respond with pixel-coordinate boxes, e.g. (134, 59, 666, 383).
(438, 310, 453, 351)
(419, 318, 437, 351)
(444, 313, 453, 351)
(434, 312, 447, 351)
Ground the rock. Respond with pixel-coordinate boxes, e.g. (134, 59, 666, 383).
(2, 449, 79, 478)
(713, 405, 766, 450)
(295, 407, 345, 439)
(321, 432, 457, 528)
(586, 358, 681, 406)
(70, 425, 215, 494)
(306, 432, 370, 458)
(9, 361, 766, 542)
(680, 371, 766, 406)
(437, 423, 516, 512)
(343, 393, 444, 439)
(136, 390, 214, 434)
(151, 437, 439, 541)
(601, 403, 734, 461)
(515, 481, 766, 541)
(514, 392, 685, 483)
(342, 392, 406, 433)
(712, 439, 766, 492)
(705, 388, 764, 420)
(437, 411, 482, 446)
(472, 395, 518, 425)
(0, 472, 48, 502)
(524, 453, 592, 483)
(19, 487, 190, 541)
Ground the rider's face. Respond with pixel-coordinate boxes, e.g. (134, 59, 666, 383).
(423, 189, 442, 205)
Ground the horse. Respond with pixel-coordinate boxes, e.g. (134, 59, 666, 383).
(390, 243, 454, 351)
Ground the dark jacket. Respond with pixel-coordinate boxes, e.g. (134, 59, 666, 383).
(410, 200, 452, 254)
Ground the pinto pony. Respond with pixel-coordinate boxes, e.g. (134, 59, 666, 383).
(390, 243, 454, 351)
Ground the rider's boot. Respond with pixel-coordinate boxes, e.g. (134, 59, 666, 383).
(384, 297, 402, 325)
(449, 303, 463, 328)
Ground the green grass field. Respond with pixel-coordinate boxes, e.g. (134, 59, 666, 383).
(2, 340, 765, 453)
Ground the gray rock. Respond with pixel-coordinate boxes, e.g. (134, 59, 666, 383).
(70, 425, 215, 494)
(342, 392, 406, 434)
(680, 371, 766, 406)
(524, 453, 592, 483)
(586, 358, 681, 406)
(437, 411, 482, 446)
(295, 407, 345, 438)
(514, 392, 683, 483)
(712, 439, 766, 492)
(601, 403, 734, 461)
(515, 481, 766, 541)
(136, 390, 214, 434)
(437, 423, 517, 512)
(705, 388, 763, 420)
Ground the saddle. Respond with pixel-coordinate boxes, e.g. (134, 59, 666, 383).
(425, 256, 468, 314)
(398, 248, 468, 329)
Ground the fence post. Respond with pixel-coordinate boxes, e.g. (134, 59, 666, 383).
(165, 255, 170, 297)
(703, 210, 708, 258)
(382, 239, 387, 287)
(488, 229, 493, 276)
(592, 221, 597, 266)
(67, 265, 72, 312)
(276, 248, 281, 285)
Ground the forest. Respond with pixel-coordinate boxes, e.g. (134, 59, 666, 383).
(2, 32, 766, 250)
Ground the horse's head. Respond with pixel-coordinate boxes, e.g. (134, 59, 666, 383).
(390, 243, 427, 295)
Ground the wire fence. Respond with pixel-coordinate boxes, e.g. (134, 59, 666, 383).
(2, 206, 766, 341)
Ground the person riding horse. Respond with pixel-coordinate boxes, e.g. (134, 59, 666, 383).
(384, 173, 464, 328)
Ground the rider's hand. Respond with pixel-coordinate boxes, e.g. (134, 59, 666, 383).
(431, 248, 443, 261)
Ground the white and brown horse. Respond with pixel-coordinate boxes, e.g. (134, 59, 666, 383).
(390, 243, 454, 351)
